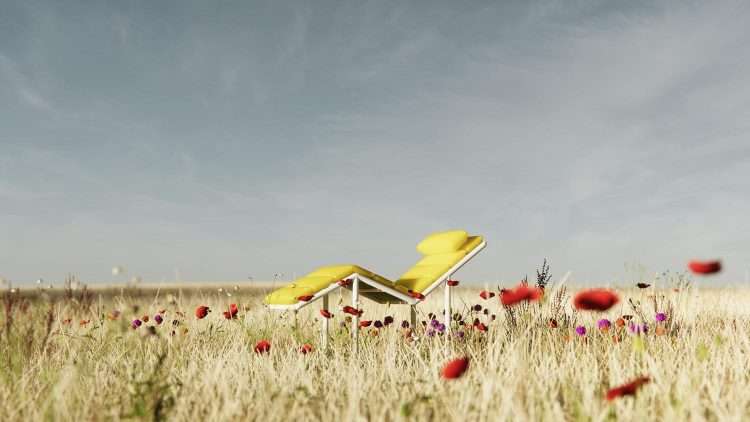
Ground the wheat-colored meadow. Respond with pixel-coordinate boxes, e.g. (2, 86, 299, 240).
(2, 279, 750, 421)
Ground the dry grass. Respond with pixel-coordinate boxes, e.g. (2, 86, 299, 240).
(2, 282, 750, 421)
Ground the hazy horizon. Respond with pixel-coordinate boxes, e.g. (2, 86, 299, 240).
(2, 1, 749, 286)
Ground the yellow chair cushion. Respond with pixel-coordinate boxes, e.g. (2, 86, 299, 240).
(397, 235, 484, 293)
(416, 230, 468, 255)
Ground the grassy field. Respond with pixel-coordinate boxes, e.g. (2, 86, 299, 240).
(2, 278, 749, 421)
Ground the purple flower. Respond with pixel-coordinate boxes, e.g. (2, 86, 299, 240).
(430, 319, 440, 328)
(131, 319, 142, 329)
(436, 323, 446, 333)
(454, 331, 465, 339)
(628, 323, 649, 335)
(384, 316, 394, 326)
(373, 320, 383, 329)
(426, 328, 435, 337)
(575, 326, 586, 336)
(655, 312, 667, 322)
(473, 304, 482, 312)
(154, 314, 164, 325)
(597, 319, 611, 330)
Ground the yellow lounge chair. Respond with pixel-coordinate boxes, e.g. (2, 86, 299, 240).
(264, 230, 486, 348)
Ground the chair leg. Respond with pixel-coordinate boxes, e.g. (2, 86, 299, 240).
(444, 279, 452, 334)
(321, 294, 329, 349)
(410, 305, 416, 331)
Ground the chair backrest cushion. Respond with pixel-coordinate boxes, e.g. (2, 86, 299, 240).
(416, 230, 469, 255)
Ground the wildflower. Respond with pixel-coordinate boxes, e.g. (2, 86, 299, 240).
(473, 304, 482, 312)
(430, 319, 440, 328)
(605, 376, 650, 401)
(342, 306, 363, 317)
(688, 259, 721, 275)
(254, 339, 271, 354)
(454, 331, 465, 339)
(436, 323, 446, 333)
(154, 314, 164, 325)
(142, 315, 150, 323)
(401, 320, 409, 329)
(655, 312, 667, 322)
(320, 309, 333, 319)
(408, 290, 425, 300)
(223, 303, 239, 320)
(359, 320, 372, 328)
(131, 319, 142, 329)
(548, 318, 558, 328)
(447, 280, 460, 287)
(299, 344, 313, 354)
(442, 357, 470, 379)
(575, 326, 586, 336)
(79, 319, 90, 327)
(475, 322, 488, 332)
(383, 316, 394, 326)
(297, 295, 314, 302)
(573, 289, 619, 311)
(479, 290, 495, 300)
(483, 309, 489, 315)
(195, 305, 210, 319)
(628, 323, 649, 335)
(426, 329, 435, 337)
(597, 319, 611, 330)
(373, 320, 383, 328)
(490, 314, 496, 321)
(500, 284, 543, 307)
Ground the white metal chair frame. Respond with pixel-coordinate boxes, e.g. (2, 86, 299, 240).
(267, 240, 487, 351)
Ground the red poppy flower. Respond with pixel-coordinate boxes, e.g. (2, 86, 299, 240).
(605, 376, 650, 401)
(500, 284, 543, 306)
(442, 357, 470, 379)
(195, 305, 210, 319)
(688, 260, 721, 275)
(320, 309, 333, 319)
(359, 320, 372, 328)
(297, 295, 314, 302)
(342, 306, 363, 317)
(223, 303, 239, 320)
(447, 280, 460, 287)
(479, 290, 495, 300)
(573, 289, 619, 311)
(407, 290, 425, 300)
(299, 343, 313, 354)
(254, 339, 271, 354)
(475, 322, 488, 332)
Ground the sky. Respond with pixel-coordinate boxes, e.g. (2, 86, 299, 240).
(1, 0, 749, 286)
